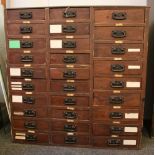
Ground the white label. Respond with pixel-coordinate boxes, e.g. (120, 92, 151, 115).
(50, 25, 62, 33)
(10, 68, 21, 76)
(11, 85, 22, 88)
(126, 82, 140, 88)
(124, 127, 138, 133)
(128, 49, 141, 52)
(12, 95, 22, 103)
(50, 40, 62, 48)
(123, 140, 137, 145)
(128, 65, 141, 69)
(15, 136, 26, 140)
(11, 82, 22, 85)
(12, 88, 22, 90)
(125, 113, 139, 119)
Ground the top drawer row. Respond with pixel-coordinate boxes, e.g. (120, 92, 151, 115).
(6, 8, 145, 24)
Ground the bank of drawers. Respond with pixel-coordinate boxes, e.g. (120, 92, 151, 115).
(5, 7, 149, 148)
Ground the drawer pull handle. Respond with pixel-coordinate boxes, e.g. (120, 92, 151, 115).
(63, 84, 76, 92)
(108, 139, 121, 146)
(21, 41, 33, 48)
(112, 12, 127, 20)
(24, 110, 36, 117)
(112, 30, 126, 38)
(63, 55, 76, 63)
(64, 111, 77, 119)
(21, 55, 33, 62)
(21, 69, 33, 77)
(24, 122, 36, 129)
(20, 26, 32, 34)
(63, 70, 76, 78)
(109, 96, 124, 104)
(63, 26, 76, 33)
(20, 12, 32, 19)
(111, 47, 126, 55)
(63, 41, 76, 48)
(64, 11, 76, 18)
(110, 112, 123, 119)
(23, 97, 35, 104)
(64, 124, 77, 132)
(65, 136, 77, 144)
(111, 64, 125, 72)
(26, 135, 37, 142)
(64, 98, 76, 105)
(110, 126, 124, 134)
(22, 83, 34, 91)
(111, 81, 124, 88)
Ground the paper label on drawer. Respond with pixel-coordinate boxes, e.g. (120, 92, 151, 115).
(124, 127, 138, 133)
(126, 82, 140, 88)
(15, 136, 26, 140)
(9, 40, 20, 48)
(10, 68, 21, 76)
(128, 65, 141, 69)
(11, 82, 22, 85)
(50, 25, 62, 33)
(50, 40, 62, 48)
(125, 113, 139, 119)
(128, 48, 141, 52)
(12, 95, 22, 103)
(123, 140, 137, 145)
(12, 88, 22, 90)
(11, 85, 22, 88)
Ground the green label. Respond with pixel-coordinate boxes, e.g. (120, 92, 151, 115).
(9, 40, 20, 49)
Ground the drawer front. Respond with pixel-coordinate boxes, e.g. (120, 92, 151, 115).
(94, 43, 143, 59)
(94, 27, 144, 41)
(94, 60, 143, 76)
(9, 67, 46, 79)
(48, 108, 90, 121)
(50, 95, 89, 107)
(50, 39, 90, 50)
(13, 119, 49, 131)
(93, 136, 139, 148)
(50, 68, 89, 80)
(50, 8, 90, 22)
(7, 9, 45, 21)
(50, 80, 89, 93)
(94, 92, 141, 108)
(7, 24, 46, 36)
(51, 121, 90, 133)
(93, 123, 141, 136)
(10, 79, 47, 92)
(8, 52, 46, 65)
(50, 23, 90, 35)
(94, 8, 145, 24)
(94, 78, 142, 90)
(52, 134, 90, 146)
(50, 54, 90, 65)
(8, 38, 47, 50)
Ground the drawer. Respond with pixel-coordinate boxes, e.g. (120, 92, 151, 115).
(50, 95, 89, 107)
(93, 136, 139, 148)
(8, 38, 47, 50)
(50, 80, 89, 93)
(8, 52, 46, 65)
(13, 130, 49, 144)
(94, 92, 141, 108)
(50, 23, 90, 35)
(94, 8, 145, 24)
(50, 39, 90, 50)
(52, 133, 90, 146)
(50, 54, 90, 65)
(9, 67, 46, 79)
(10, 79, 47, 92)
(48, 108, 90, 121)
(7, 9, 45, 21)
(7, 24, 46, 36)
(92, 108, 141, 122)
(50, 68, 89, 80)
(94, 77, 142, 90)
(94, 27, 144, 41)
(93, 123, 141, 136)
(11, 93, 48, 106)
(51, 120, 90, 133)
(94, 43, 143, 59)
(13, 118, 49, 131)
(94, 60, 143, 76)
(50, 8, 90, 22)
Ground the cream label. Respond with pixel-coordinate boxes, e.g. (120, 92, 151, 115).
(123, 140, 137, 145)
(128, 65, 141, 69)
(125, 113, 139, 119)
(10, 68, 21, 76)
(50, 40, 62, 48)
(126, 82, 141, 88)
(124, 127, 138, 133)
(50, 25, 62, 33)
(12, 95, 22, 103)
(128, 48, 141, 52)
